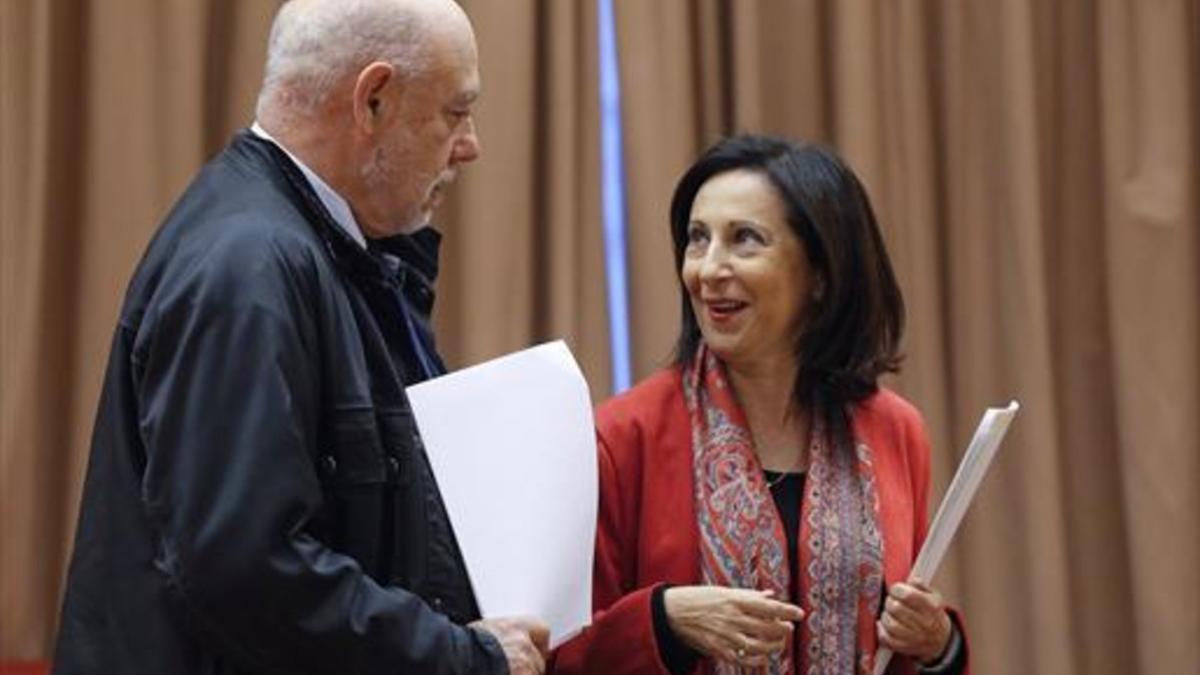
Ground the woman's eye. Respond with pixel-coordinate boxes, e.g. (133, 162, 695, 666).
(735, 227, 766, 245)
(686, 226, 709, 244)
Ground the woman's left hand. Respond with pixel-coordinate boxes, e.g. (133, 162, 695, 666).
(876, 579, 953, 665)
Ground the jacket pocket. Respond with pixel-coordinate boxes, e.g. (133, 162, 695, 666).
(317, 407, 387, 487)
(314, 407, 388, 575)
(375, 407, 419, 487)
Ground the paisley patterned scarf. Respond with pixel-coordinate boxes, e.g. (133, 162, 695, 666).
(684, 345, 885, 675)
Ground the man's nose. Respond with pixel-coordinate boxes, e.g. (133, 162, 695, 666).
(452, 118, 482, 164)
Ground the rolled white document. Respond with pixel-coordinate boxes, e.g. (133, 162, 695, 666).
(872, 400, 1020, 675)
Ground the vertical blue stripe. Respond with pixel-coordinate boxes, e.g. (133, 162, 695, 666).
(598, 0, 633, 393)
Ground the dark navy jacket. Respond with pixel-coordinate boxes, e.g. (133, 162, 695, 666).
(52, 131, 506, 675)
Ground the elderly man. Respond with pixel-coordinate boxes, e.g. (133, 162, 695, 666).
(52, 1, 548, 673)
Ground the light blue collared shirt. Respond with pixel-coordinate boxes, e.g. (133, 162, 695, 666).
(250, 121, 367, 250)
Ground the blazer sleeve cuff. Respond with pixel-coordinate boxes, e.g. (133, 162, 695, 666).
(553, 584, 680, 675)
(917, 607, 969, 675)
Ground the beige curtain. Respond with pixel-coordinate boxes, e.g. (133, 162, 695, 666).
(1, 1, 1196, 673)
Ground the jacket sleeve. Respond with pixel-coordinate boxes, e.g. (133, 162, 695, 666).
(551, 430, 678, 675)
(132, 233, 504, 675)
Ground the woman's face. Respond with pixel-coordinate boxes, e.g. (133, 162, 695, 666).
(681, 169, 814, 371)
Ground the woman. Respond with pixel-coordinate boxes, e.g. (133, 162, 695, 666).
(554, 136, 967, 675)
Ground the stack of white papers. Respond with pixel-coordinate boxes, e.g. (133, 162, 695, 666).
(406, 341, 598, 647)
(873, 400, 1020, 675)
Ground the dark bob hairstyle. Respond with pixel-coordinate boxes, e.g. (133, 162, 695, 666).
(670, 134, 905, 439)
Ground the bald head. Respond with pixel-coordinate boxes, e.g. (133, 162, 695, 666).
(253, 0, 481, 238)
(256, 0, 473, 118)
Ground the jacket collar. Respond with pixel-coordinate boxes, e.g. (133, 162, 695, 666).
(371, 228, 442, 286)
(248, 122, 368, 250)
(233, 130, 444, 301)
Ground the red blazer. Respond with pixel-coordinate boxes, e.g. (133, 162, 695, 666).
(553, 368, 966, 675)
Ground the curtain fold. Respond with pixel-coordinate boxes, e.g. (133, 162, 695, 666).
(2, 0, 89, 658)
(438, 0, 610, 395)
(1096, 2, 1199, 671)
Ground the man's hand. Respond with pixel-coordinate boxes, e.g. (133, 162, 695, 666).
(664, 586, 803, 668)
(471, 616, 550, 675)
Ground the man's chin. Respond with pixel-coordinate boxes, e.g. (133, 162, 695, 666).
(390, 209, 433, 235)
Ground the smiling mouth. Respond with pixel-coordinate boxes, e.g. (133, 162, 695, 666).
(703, 299, 748, 321)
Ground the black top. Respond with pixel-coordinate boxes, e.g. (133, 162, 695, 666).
(763, 470, 804, 605)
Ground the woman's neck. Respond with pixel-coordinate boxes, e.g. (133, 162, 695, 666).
(725, 354, 809, 472)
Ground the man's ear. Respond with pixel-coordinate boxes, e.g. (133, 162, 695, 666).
(352, 61, 396, 133)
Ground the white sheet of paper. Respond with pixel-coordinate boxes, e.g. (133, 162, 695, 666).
(873, 400, 1020, 675)
(406, 340, 597, 647)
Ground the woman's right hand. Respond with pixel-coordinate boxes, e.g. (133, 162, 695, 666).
(663, 586, 804, 668)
